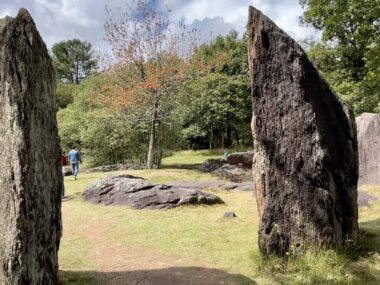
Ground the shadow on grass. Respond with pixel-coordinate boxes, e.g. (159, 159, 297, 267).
(59, 266, 257, 285)
(359, 217, 380, 255)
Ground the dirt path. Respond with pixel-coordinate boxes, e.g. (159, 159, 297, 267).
(62, 203, 254, 285)
(86, 224, 251, 285)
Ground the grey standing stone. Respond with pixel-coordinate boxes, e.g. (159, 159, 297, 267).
(248, 6, 359, 256)
(0, 9, 62, 284)
(356, 113, 380, 185)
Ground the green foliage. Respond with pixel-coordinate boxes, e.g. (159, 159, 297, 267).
(52, 39, 97, 84)
(180, 32, 252, 149)
(301, 0, 380, 114)
(56, 82, 79, 109)
(57, 75, 151, 166)
(180, 73, 251, 149)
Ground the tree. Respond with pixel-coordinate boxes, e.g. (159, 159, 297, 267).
(300, 0, 380, 114)
(103, 0, 195, 168)
(180, 32, 252, 149)
(180, 73, 251, 149)
(52, 39, 97, 84)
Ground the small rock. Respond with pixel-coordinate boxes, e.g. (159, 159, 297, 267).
(223, 212, 237, 219)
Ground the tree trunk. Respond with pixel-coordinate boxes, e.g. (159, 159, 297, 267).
(75, 60, 79, 84)
(235, 129, 240, 147)
(146, 118, 156, 169)
(226, 123, 232, 148)
(209, 130, 213, 150)
(146, 101, 159, 169)
(221, 130, 225, 150)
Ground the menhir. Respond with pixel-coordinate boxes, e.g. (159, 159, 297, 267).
(356, 113, 380, 185)
(248, 6, 358, 256)
(0, 9, 62, 284)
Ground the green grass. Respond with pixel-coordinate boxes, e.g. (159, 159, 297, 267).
(59, 150, 380, 285)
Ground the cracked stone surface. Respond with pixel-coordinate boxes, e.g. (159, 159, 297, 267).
(248, 6, 359, 255)
(0, 9, 62, 284)
(83, 174, 224, 209)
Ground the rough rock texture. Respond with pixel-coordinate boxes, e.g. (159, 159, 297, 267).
(199, 159, 226, 172)
(83, 174, 224, 209)
(83, 163, 145, 173)
(200, 159, 252, 182)
(248, 7, 359, 255)
(356, 113, 380, 185)
(223, 212, 237, 219)
(227, 152, 254, 167)
(212, 164, 252, 182)
(167, 181, 255, 192)
(0, 9, 62, 284)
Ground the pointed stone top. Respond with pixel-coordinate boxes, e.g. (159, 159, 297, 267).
(248, 6, 286, 35)
(0, 8, 33, 32)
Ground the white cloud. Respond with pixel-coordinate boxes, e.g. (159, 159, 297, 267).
(0, 0, 317, 49)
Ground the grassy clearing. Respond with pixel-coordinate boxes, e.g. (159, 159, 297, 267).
(60, 150, 380, 284)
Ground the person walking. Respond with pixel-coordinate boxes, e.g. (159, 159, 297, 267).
(68, 146, 82, 180)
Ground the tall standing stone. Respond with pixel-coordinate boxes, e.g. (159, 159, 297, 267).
(248, 7, 359, 256)
(356, 113, 380, 185)
(0, 9, 62, 284)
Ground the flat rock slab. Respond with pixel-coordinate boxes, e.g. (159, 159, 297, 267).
(83, 174, 224, 209)
(200, 159, 253, 182)
(199, 159, 226, 172)
(227, 152, 254, 167)
(167, 181, 255, 192)
(83, 163, 145, 173)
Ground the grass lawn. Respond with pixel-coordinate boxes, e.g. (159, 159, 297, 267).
(59, 150, 380, 285)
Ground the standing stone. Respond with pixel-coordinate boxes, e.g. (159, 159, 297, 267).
(356, 113, 380, 185)
(0, 9, 62, 284)
(248, 7, 359, 256)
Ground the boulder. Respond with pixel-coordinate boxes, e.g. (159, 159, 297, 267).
(227, 152, 254, 167)
(212, 164, 252, 182)
(167, 181, 255, 192)
(0, 9, 62, 284)
(83, 174, 224, 209)
(356, 113, 380, 185)
(199, 159, 226, 172)
(83, 163, 145, 173)
(248, 7, 359, 256)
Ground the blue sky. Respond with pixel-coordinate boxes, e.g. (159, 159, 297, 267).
(0, 0, 317, 49)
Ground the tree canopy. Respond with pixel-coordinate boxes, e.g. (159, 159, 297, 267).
(300, 0, 380, 114)
(52, 39, 98, 84)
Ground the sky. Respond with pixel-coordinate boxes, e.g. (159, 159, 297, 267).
(0, 0, 317, 50)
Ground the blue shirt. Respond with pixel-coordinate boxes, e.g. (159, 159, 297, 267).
(68, 149, 81, 162)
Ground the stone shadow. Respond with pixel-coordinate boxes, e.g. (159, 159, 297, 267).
(59, 266, 257, 285)
(359, 217, 380, 255)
